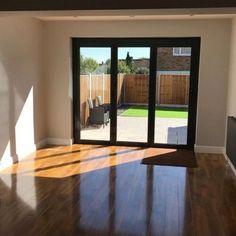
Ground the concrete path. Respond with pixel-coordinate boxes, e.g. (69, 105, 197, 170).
(81, 117, 187, 144)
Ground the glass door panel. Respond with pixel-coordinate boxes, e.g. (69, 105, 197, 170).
(116, 47, 150, 142)
(80, 47, 111, 141)
(155, 47, 191, 145)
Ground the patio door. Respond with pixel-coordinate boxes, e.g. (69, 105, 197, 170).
(76, 46, 112, 142)
(116, 47, 150, 143)
(154, 47, 192, 145)
(73, 38, 200, 149)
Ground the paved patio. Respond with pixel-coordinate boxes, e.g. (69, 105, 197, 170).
(81, 116, 187, 144)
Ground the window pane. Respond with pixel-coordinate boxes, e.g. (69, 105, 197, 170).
(181, 47, 191, 55)
(155, 47, 191, 144)
(80, 47, 111, 141)
(116, 47, 150, 142)
(173, 47, 191, 56)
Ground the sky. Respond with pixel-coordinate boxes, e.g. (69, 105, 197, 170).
(80, 47, 150, 63)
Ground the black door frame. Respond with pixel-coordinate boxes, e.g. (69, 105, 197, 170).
(72, 37, 201, 149)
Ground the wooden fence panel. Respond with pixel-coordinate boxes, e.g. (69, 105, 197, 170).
(185, 76, 190, 105)
(104, 75, 111, 104)
(80, 74, 111, 125)
(159, 74, 189, 105)
(80, 75, 90, 125)
(117, 74, 125, 104)
(159, 75, 172, 104)
(123, 74, 149, 104)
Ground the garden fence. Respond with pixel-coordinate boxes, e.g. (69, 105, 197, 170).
(80, 73, 189, 125)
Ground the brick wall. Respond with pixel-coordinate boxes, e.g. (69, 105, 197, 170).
(131, 48, 191, 71)
(157, 48, 191, 71)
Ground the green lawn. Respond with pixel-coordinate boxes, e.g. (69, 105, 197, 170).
(121, 106, 188, 118)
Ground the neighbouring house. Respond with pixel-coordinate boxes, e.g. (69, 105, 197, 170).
(132, 47, 191, 73)
(157, 47, 191, 72)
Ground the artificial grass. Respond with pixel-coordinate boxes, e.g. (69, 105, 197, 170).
(121, 106, 188, 118)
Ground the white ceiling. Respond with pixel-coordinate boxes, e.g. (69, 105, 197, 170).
(37, 14, 236, 21)
(0, 8, 236, 21)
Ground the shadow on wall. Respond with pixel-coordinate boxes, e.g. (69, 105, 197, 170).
(0, 58, 39, 169)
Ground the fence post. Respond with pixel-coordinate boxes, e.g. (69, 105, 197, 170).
(156, 74, 160, 105)
(89, 73, 92, 99)
(124, 74, 126, 104)
(102, 73, 105, 103)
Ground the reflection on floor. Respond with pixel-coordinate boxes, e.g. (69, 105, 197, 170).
(0, 144, 236, 235)
(81, 117, 187, 144)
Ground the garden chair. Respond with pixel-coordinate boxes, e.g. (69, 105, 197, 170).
(87, 98, 109, 127)
(97, 95, 110, 114)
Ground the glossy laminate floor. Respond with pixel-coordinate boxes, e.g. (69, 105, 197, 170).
(0, 144, 236, 236)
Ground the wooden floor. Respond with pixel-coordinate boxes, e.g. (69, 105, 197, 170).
(0, 144, 236, 236)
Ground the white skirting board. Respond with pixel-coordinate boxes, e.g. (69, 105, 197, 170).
(46, 138, 73, 146)
(0, 138, 73, 171)
(0, 145, 35, 171)
(36, 138, 73, 147)
(224, 152, 236, 176)
(35, 139, 48, 149)
(0, 157, 14, 171)
(194, 145, 225, 154)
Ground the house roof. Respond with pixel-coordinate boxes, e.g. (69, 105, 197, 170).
(93, 64, 109, 74)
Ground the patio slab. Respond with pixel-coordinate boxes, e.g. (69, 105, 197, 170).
(81, 117, 187, 144)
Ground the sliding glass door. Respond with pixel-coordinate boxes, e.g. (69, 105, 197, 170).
(73, 38, 200, 149)
(116, 47, 150, 143)
(79, 47, 111, 141)
(154, 47, 192, 145)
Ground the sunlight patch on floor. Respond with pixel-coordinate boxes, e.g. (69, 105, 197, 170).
(0, 145, 177, 178)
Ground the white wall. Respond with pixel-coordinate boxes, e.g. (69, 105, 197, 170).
(225, 17, 236, 155)
(0, 17, 45, 168)
(227, 17, 236, 117)
(43, 19, 231, 148)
